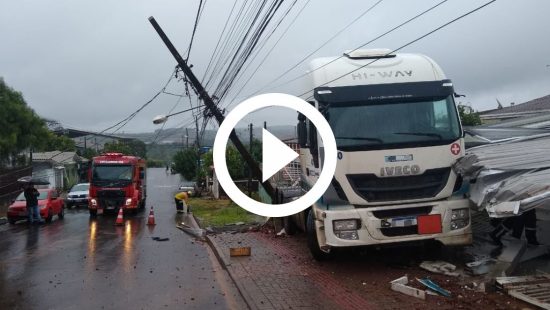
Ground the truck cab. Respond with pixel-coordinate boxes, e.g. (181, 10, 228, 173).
(88, 153, 147, 216)
(297, 49, 472, 260)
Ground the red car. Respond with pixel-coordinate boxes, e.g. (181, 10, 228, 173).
(7, 189, 65, 224)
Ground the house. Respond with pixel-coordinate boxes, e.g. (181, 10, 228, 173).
(32, 151, 88, 190)
(479, 94, 550, 124)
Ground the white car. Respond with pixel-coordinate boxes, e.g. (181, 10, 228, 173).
(66, 183, 90, 207)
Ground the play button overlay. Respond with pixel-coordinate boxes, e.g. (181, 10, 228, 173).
(262, 128, 299, 182)
(213, 93, 337, 218)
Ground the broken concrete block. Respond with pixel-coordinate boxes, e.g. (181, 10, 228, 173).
(390, 275, 425, 300)
(420, 260, 460, 277)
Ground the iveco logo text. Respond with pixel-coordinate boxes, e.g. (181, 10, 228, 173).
(351, 70, 413, 80)
(380, 165, 420, 177)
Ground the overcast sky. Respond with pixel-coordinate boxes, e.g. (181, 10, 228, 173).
(1, 0, 549, 134)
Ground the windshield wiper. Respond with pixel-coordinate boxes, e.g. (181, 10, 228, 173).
(393, 132, 443, 140)
(335, 136, 383, 144)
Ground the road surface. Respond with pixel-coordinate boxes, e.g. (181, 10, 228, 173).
(0, 168, 245, 309)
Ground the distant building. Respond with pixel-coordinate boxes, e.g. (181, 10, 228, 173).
(479, 94, 550, 124)
(32, 151, 88, 190)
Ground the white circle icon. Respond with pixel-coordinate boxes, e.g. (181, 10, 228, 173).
(213, 93, 337, 217)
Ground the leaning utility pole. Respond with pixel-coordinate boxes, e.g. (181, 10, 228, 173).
(148, 16, 276, 199)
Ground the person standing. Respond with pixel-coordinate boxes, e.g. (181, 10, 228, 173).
(24, 184, 43, 224)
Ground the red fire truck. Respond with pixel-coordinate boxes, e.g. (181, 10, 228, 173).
(88, 153, 146, 216)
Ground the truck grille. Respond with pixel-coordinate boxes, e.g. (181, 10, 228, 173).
(97, 190, 125, 209)
(347, 168, 450, 202)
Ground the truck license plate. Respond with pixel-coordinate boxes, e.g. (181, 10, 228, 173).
(382, 216, 417, 228)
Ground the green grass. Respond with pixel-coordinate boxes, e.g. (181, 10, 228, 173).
(189, 197, 262, 227)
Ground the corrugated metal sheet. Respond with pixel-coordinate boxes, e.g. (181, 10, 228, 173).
(454, 135, 550, 217)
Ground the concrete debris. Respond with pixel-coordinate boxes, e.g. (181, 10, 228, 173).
(276, 228, 286, 236)
(390, 275, 425, 300)
(454, 135, 550, 217)
(419, 261, 460, 277)
(465, 257, 496, 276)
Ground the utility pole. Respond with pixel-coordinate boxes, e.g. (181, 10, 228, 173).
(264, 121, 267, 130)
(248, 123, 253, 197)
(149, 16, 276, 199)
(185, 128, 189, 148)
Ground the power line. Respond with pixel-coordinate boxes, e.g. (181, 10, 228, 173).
(186, 0, 206, 61)
(235, 0, 449, 105)
(223, 0, 308, 107)
(201, 0, 239, 84)
(229, 0, 385, 105)
(99, 69, 176, 135)
(298, 0, 497, 99)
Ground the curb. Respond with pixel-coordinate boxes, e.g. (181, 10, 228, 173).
(181, 213, 256, 309)
(205, 234, 258, 310)
(206, 234, 231, 268)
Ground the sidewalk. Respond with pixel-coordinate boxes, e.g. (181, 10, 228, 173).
(207, 232, 374, 310)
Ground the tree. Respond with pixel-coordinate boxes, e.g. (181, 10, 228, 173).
(0, 78, 57, 166)
(39, 132, 76, 152)
(458, 105, 482, 126)
(173, 148, 199, 180)
(103, 139, 147, 158)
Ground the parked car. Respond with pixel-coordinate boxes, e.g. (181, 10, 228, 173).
(7, 188, 65, 224)
(66, 183, 90, 207)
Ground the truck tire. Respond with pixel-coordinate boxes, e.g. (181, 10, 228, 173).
(89, 209, 97, 217)
(306, 210, 333, 261)
(283, 216, 297, 235)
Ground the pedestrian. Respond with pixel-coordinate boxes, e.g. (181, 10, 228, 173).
(174, 191, 190, 214)
(489, 209, 540, 246)
(24, 183, 43, 224)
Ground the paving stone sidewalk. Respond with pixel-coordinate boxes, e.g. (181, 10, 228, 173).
(207, 232, 374, 310)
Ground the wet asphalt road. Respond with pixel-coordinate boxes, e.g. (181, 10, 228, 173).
(0, 168, 245, 310)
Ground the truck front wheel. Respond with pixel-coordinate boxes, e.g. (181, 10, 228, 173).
(306, 210, 333, 261)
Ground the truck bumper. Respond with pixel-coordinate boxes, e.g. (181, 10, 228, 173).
(314, 198, 472, 248)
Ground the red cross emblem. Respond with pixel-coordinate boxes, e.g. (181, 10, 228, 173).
(450, 143, 461, 155)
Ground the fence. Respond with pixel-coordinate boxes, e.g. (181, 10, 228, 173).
(0, 166, 32, 209)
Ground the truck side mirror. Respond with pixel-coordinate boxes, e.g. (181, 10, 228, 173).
(139, 169, 145, 180)
(297, 113, 307, 148)
(309, 122, 319, 168)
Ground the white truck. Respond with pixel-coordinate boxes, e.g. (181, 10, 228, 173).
(284, 49, 472, 260)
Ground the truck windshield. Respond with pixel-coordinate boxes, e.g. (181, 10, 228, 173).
(327, 95, 461, 151)
(91, 165, 133, 186)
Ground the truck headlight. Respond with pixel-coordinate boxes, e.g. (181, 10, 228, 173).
(333, 219, 360, 231)
(451, 219, 468, 230)
(90, 199, 97, 206)
(333, 219, 360, 240)
(451, 208, 469, 220)
(450, 208, 469, 230)
(335, 230, 359, 240)
(125, 198, 132, 206)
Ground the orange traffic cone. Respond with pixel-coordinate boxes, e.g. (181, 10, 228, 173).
(115, 208, 124, 226)
(147, 206, 155, 226)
